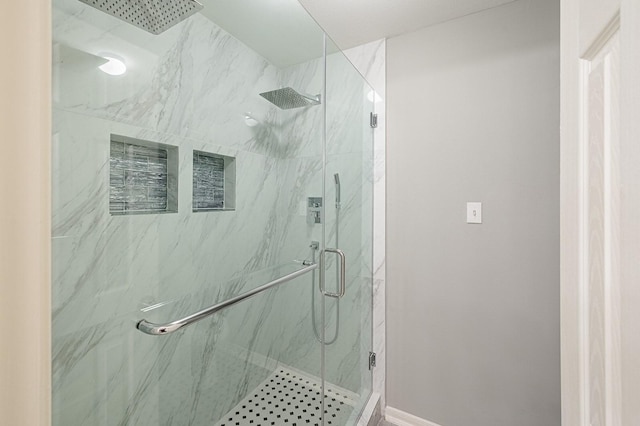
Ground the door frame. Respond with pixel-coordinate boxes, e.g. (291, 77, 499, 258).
(618, 0, 640, 422)
(560, 0, 640, 424)
(0, 2, 52, 426)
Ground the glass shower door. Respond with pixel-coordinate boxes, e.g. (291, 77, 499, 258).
(320, 39, 375, 425)
(51, 0, 330, 424)
(52, 0, 375, 425)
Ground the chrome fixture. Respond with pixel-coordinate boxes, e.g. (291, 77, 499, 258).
(77, 0, 203, 35)
(370, 112, 378, 128)
(319, 248, 346, 299)
(259, 87, 321, 110)
(244, 112, 259, 127)
(369, 352, 377, 370)
(137, 262, 318, 335)
(334, 173, 341, 209)
(307, 197, 322, 225)
(309, 241, 341, 345)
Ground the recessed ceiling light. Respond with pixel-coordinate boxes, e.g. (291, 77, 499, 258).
(98, 55, 127, 76)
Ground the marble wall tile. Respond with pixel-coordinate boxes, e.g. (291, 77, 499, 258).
(52, 0, 384, 423)
(53, 0, 281, 158)
(52, 2, 295, 421)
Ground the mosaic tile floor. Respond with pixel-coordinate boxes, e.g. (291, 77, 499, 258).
(215, 367, 354, 426)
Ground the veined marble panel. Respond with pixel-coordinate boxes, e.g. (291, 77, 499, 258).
(276, 59, 325, 159)
(52, 1, 299, 421)
(53, 0, 280, 159)
(52, 110, 290, 425)
(52, 0, 382, 423)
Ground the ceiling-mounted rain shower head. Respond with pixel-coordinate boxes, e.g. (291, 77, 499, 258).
(77, 0, 204, 35)
(259, 87, 321, 110)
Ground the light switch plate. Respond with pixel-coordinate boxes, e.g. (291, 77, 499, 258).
(467, 202, 482, 224)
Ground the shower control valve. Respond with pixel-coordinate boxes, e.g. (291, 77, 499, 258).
(307, 197, 323, 225)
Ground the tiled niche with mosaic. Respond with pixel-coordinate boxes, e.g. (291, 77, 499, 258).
(192, 150, 236, 212)
(109, 134, 179, 215)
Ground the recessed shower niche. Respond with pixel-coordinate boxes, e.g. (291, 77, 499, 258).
(192, 150, 236, 211)
(109, 134, 178, 215)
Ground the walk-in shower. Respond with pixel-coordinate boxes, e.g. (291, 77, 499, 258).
(51, 0, 374, 425)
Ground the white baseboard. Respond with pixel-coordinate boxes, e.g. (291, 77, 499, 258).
(385, 406, 443, 426)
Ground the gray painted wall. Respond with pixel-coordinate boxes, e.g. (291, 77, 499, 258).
(386, 0, 560, 425)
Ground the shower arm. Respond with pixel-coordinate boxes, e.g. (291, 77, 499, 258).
(136, 262, 318, 335)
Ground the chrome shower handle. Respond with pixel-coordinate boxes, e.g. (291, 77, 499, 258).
(319, 248, 346, 298)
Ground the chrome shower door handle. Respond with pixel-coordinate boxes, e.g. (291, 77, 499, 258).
(319, 248, 346, 298)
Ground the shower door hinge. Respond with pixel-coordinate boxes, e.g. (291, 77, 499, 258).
(370, 112, 378, 128)
(368, 351, 377, 370)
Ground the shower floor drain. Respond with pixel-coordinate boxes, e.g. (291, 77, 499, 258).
(215, 367, 354, 426)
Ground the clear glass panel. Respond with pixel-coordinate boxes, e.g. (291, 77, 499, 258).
(51, 0, 331, 424)
(52, 0, 373, 424)
(321, 37, 375, 425)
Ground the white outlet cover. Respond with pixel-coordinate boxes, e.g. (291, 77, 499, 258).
(467, 202, 482, 224)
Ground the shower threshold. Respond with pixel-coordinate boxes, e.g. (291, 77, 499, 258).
(215, 366, 355, 426)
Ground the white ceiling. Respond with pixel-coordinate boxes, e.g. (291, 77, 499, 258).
(298, 0, 517, 49)
(199, 0, 517, 67)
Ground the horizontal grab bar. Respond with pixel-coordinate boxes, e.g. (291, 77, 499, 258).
(137, 263, 318, 336)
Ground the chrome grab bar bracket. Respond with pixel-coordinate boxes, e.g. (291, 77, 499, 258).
(137, 263, 318, 336)
(319, 248, 346, 299)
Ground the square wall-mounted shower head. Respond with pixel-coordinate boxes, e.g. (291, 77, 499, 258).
(259, 87, 321, 110)
(77, 0, 204, 35)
